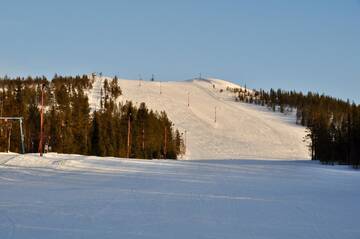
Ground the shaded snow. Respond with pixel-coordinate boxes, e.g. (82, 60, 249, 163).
(0, 153, 359, 239)
(88, 76, 309, 160)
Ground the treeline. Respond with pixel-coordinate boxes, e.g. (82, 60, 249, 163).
(231, 87, 360, 167)
(0, 75, 184, 159)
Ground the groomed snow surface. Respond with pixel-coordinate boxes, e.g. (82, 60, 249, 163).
(89, 76, 309, 160)
(1, 153, 359, 239)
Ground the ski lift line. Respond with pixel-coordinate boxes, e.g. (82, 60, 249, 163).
(0, 117, 25, 154)
(215, 106, 217, 123)
(38, 84, 45, 157)
(187, 92, 190, 107)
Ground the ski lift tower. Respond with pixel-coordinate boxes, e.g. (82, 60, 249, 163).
(0, 117, 25, 154)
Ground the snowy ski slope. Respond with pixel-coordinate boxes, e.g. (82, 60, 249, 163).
(0, 77, 354, 239)
(1, 153, 359, 239)
(88, 76, 309, 160)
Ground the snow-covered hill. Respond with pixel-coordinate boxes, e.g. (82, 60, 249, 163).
(88, 76, 309, 160)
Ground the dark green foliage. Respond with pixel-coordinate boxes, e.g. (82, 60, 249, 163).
(233, 86, 360, 167)
(0, 76, 47, 152)
(0, 75, 183, 159)
(93, 100, 181, 159)
(90, 111, 102, 156)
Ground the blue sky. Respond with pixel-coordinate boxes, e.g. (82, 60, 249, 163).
(1, 0, 359, 102)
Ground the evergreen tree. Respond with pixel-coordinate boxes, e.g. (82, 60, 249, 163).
(90, 111, 102, 156)
(0, 74, 184, 159)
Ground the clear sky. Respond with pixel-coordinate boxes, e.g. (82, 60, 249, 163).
(1, 0, 359, 102)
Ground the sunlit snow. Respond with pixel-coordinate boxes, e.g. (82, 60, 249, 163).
(1, 153, 359, 239)
(88, 76, 309, 160)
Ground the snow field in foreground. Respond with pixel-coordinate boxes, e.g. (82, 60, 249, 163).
(1, 153, 359, 239)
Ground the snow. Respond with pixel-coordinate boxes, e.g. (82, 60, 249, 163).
(87, 76, 309, 160)
(88, 76, 105, 112)
(1, 153, 359, 239)
(0, 76, 354, 238)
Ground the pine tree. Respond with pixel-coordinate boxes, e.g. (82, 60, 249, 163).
(90, 111, 101, 156)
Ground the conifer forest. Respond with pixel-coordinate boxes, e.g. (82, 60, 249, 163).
(233, 87, 360, 167)
(0, 75, 184, 159)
